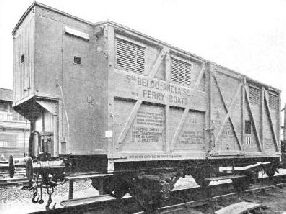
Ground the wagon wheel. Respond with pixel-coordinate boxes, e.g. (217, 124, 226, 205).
(262, 163, 279, 179)
(133, 187, 160, 212)
(192, 169, 211, 187)
(232, 177, 249, 192)
(92, 177, 129, 198)
(112, 182, 129, 198)
(91, 178, 112, 195)
(25, 157, 33, 187)
(8, 155, 15, 178)
(194, 177, 210, 187)
(265, 168, 276, 178)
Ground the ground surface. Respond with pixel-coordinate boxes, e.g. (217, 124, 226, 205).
(208, 185, 286, 214)
(0, 180, 98, 214)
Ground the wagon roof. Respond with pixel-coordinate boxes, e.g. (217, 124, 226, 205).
(12, 1, 281, 93)
(12, 1, 93, 35)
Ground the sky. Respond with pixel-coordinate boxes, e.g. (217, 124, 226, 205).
(0, 0, 286, 105)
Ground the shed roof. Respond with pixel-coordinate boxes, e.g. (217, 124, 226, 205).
(0, 88, 13, 102)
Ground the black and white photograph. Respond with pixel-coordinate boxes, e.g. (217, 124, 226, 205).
(1, 0, 286, 213)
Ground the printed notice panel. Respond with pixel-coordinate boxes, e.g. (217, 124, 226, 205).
(178, 111, 205, 145)
(132, 104, 165, 144)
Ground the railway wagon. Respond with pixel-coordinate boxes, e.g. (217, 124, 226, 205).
(12, 2, 281, 207)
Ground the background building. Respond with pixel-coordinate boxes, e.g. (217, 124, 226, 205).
(0, 88, 29, 160)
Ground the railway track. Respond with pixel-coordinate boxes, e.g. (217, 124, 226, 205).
(0, 167, 28, 187)
(26, 174, 286, 214)
(156, 182, 286, 214)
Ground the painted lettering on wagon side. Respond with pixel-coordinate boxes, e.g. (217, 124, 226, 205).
(142, 90, 165, 102)
(179, 131, 204, 144)
(142, 89, 187, 106)
(133, 127, 163, 143)
(169, 95, 187, 105)
(126, 74, 195, 106)
(177, 113, 205, 145)
(141, 89, 187, 105)
(127, 74, 192, 96)
(129, 154, 182, 159)
(132, 108, 165, 143)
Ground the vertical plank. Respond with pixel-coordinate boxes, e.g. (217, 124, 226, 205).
(204, 62, 210, 153)
(24, 20, 28, 95)
(29, 15, 35, 95)
(283, 103, 286, 142)
(264, 90, 279, 151)
(208, 63, 213, 153)
(106, 24, 115, 160)
(13, 35, 17, 102)
(31, 14, 35, 95)
(27, 20, 30, 95)
(244, 85, 262, 151)
(19, 32, 22, 99)
(261, 87, 265, 152)
(241, 77, 245, 151)
(165, 105, 170, 153)
(165, 49, 171, 152)
(277, 91, 281, 151)
(54, 103, 59, 156)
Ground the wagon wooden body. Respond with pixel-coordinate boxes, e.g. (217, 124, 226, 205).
(13, 2, 281, 173)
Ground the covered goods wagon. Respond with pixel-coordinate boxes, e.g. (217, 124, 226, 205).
(11, 2, 281, 207)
